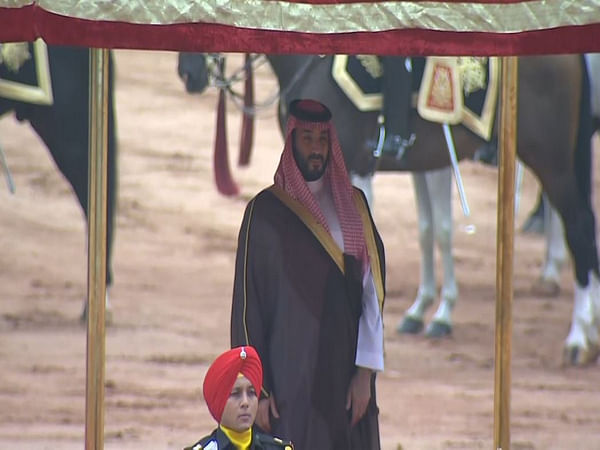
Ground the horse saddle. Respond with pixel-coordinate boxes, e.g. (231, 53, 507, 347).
(0, 39, 53, 105)
(331, 55, 499, 141)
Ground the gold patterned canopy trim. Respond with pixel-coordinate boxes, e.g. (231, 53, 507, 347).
(5, 0, 600, 34)
(2, 0, 29, 6)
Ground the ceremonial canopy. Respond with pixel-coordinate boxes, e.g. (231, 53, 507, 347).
(1, 2, 599, 450)
(1, 0, 600, 55)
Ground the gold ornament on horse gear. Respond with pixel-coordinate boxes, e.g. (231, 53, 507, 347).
(457, 56, 487, 95)
(356, 55, 382, 79)
(0, 39, 53, 105)
(0, 42, 30, 72)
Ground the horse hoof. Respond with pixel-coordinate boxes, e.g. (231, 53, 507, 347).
(531, 278, 560, 297)
(425, 321, 452, 338)
(397, 316, 424, 334)
(562, 344, 600, 366)
(520, 216, 545, 235)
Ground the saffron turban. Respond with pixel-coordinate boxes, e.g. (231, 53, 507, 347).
(202, 346, 263, 423)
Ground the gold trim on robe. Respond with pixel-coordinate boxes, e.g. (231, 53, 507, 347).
(241, 198, 256, 348)
(352, 189, 385, 310)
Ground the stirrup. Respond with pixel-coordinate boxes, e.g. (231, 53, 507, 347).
(382, 133, 416, 160)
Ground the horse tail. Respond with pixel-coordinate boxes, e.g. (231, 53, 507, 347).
(574, 54, 593, 204)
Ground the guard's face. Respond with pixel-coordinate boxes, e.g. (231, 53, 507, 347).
(292, 127, 330, 181)
(220, 375, 258, 432)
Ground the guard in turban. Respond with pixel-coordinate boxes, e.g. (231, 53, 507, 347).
(203, 346, 263, 424)
(184, 346, 293, 450)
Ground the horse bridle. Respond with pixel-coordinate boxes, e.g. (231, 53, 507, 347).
(206, 53, 320, 118)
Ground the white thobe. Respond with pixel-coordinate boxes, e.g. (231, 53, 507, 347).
(307, 179, 384, 372)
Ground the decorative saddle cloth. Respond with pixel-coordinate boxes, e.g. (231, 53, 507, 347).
(0, 39, 53, 105)
(331, 55, 499, 141)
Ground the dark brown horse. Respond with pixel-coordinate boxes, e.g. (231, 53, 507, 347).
(1, 44, 118, 320)
(178, 53, 599, 366)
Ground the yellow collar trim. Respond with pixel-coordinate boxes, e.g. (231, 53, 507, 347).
(220, 424, 252, 450)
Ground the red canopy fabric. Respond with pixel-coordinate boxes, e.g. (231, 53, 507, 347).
(1, 1, 599, 55)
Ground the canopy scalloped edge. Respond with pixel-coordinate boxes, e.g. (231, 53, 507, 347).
(1, 1, 600, 56)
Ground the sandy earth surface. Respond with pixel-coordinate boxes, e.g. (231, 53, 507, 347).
(1, 50, 599, 450)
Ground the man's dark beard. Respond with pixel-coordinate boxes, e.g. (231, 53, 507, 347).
(293, 147, 328, 181)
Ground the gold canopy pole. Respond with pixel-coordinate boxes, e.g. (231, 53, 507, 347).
(85, 48, 109, 450)
(493, 56, 518, 450)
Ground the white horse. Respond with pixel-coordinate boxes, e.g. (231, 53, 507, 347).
(351, 53, 600, 362)
(529, 193, 569, 296)
(354, 157, 599, 366)
(352, 167, 457, 338)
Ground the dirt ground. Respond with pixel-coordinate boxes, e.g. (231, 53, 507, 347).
(1, 50, 599, 450)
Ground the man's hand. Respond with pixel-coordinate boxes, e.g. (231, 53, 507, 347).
(255, 394, 280, 432)
(345, 367, 372, 426)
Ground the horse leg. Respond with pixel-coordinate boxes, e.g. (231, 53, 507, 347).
(520, 190, 545, 234)
(25, 47, 117, 323)
(424, 166, 458, 338)
(541, 165, 599, 364)
(565, 272, 600, 365)
(531, 194, 568, 296)
(558, 197, 600, 365)
(397, 171, 437, 334)
(38, 135, 115, 324)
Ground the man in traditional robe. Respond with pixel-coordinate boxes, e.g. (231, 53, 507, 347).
(230, 99, 386, 449)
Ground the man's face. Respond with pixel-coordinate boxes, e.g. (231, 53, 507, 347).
(292, 127, 330, 181)
(220, 375, 258, 432)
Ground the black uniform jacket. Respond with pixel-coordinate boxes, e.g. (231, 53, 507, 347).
(184, 426, 294, 450)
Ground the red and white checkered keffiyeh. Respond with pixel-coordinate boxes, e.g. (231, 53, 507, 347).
(274, 99, 369, 275)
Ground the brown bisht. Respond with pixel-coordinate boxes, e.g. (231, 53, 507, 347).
(231, 185, 386, 450)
